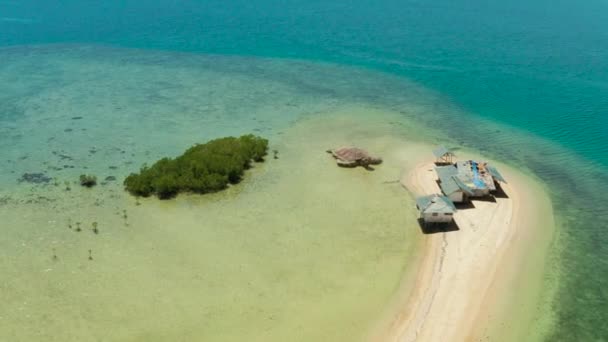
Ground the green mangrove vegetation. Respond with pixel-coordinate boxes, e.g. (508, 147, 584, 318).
(124, 134, 268, 199)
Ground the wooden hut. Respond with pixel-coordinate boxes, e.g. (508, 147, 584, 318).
(435, 165, 474, 203)
(416, 194, 457, 223)
(433, 146, 454, 164)
(435, 161, 507, 202)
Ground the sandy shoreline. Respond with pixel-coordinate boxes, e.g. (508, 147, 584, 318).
(374, 157, 554, 341)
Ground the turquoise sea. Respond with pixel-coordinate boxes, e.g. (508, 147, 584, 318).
(1, 0, 607, 340)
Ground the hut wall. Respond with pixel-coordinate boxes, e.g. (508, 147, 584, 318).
(423, 212, 454, 223)
(448, 191, 464, 203)
(471, 188, 490, 197)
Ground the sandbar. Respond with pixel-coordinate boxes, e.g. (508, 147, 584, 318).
(374, 155, 554, 341)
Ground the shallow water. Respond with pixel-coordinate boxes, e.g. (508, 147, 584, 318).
(0, 47, 442, 341)
(1, 0, 608, 337)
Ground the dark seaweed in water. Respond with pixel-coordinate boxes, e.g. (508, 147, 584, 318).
(79, 174, 97, 187)
(19, 173, 52, 184)
(52, 151, 73, 161)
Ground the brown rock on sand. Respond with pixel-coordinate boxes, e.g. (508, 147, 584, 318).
(326, 147, 382, 169)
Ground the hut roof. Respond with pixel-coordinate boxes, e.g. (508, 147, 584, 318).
(487, 165, 507, 183)
(416, 195, 456, 214)
(435, 166, 475, 196)
(433, 145, 453, 158)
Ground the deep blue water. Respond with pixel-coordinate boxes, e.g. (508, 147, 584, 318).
(3, 0, 607, 164)
(2, 0, 608, 340)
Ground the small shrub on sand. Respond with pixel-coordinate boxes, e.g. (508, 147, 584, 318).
(124, 134, 268, 199)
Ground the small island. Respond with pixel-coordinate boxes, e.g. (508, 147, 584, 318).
(124, 134, 268, 199)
